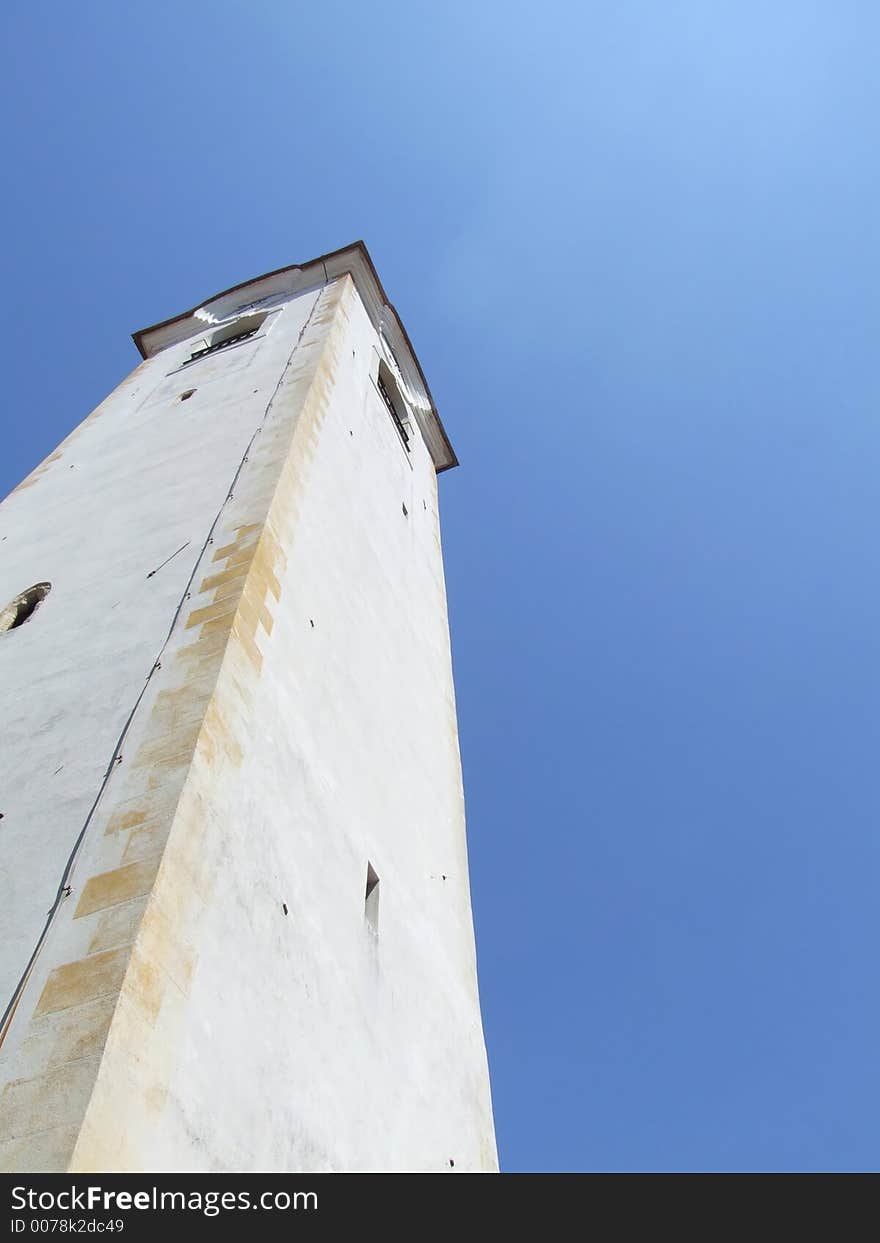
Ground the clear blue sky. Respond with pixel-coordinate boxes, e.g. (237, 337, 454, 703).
(2, 2, 879, 1172)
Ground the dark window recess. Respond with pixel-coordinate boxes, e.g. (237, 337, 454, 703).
(0, 582, 51, 633)
(365, 863, 380, 933)
(190, 325, 260, 361)
(377, 373, 411, 451)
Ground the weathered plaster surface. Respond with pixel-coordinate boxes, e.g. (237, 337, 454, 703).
(0, 269, 496, 1172)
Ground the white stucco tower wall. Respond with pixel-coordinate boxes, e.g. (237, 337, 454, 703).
(0, 243, 497, 1172)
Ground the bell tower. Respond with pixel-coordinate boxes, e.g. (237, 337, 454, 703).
(0, 244, 497, 1172)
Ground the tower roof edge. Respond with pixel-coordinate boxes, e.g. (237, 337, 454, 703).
(131, 241, 457, 473)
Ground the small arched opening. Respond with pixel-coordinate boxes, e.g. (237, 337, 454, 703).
(0, 582, 52, 633)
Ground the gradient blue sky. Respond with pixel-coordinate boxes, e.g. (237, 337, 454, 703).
(2, 2, 879, 1172)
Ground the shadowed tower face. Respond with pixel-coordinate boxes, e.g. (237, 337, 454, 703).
(0, 244, 497, 1173)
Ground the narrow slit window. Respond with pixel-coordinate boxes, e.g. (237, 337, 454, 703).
(377, 364, 412, 452)
(365, 863, 380, 934)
